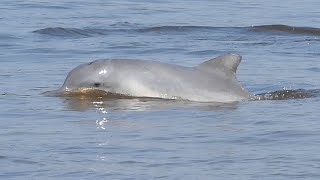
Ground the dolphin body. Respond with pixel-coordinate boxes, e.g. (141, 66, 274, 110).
(58, 54, 253, 102)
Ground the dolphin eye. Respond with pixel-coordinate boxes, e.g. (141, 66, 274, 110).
(93, 82, 101, 87)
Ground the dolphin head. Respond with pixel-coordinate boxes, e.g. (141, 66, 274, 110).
(59, 59, 114, 94)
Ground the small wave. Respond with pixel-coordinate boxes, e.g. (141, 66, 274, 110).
(33, 24, 320, 38)
(33, 26, 231, 38)
(255, 89, 320, 100)
(0, 34, 21, 40)
(252, 24, 320, 36)
(307, 67, 320, 73)
(33, 27, 109, 37)
(138, 25, 218, 33)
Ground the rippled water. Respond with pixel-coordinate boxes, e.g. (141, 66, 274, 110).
(1, 0, 320, 179)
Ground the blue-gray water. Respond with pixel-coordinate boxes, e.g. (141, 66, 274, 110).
(1, 1, 320, 179)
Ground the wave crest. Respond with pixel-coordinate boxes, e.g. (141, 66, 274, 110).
(33, 27, 108, 37)
(33, 24, 320, 38)
(253, 24, 320, 35)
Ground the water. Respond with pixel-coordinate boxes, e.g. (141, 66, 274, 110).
(1, 0, 320, 179)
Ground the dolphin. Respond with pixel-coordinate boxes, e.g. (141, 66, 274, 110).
(58, 54, 254, 102)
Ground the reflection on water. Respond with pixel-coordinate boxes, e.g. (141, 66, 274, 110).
(59, 95, 239, 112)
(96, 118, 110, 130)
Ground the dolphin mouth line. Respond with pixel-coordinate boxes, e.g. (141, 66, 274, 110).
(43, 88, 109, 97)
(54, 88, 162, 100)
(61, 88, 115, 97)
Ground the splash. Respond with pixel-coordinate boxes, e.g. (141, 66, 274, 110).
(254, 89, 320, 101)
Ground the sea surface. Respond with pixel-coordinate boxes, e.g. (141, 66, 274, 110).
(1, 0, 320, 179)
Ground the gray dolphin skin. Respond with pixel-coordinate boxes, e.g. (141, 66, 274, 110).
(59, 54, 254, 102)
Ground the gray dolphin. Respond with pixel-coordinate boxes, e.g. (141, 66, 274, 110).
(58, 54, 254, 102)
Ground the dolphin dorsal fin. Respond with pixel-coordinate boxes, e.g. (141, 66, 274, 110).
(197, 53, 242, 77)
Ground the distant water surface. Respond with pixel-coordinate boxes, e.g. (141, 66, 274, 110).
(1, 0, 320, 179)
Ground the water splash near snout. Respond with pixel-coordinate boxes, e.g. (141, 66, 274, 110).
(254, 89, 320, 101)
